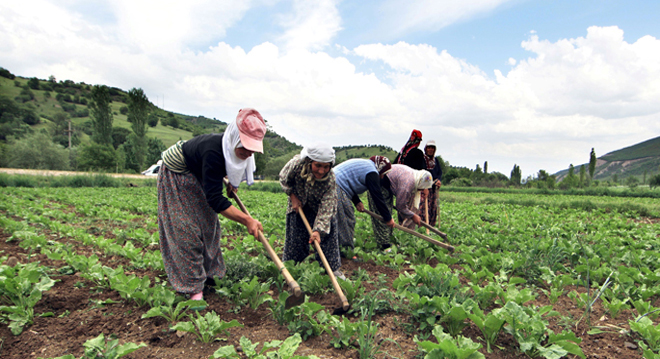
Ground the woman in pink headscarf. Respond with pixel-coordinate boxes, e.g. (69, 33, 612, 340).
(158, 108, 266, 305)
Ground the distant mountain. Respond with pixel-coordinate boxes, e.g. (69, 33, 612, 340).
(555, 136, 660, 181)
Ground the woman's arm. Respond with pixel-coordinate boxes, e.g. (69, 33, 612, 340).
(220, 205, 263, 238)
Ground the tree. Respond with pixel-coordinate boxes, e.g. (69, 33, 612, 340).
(483, 161, 488, 174)
(6, 132, 70, 170)
(77, 143, 118, 172)
(128, 88, 150, 170)
(147, 113, 159, 127)
(89, 85, 114, 145)
(650, 174, 660, 190)
(589, 148, 597, 179)
(112, 127, 132, 149)
(146, 137, 166, 166)
(27, 77, 40, 90)
(579, 165, 586, 186)
(254, 139, 271, 177)
(510, 164, 521, 186)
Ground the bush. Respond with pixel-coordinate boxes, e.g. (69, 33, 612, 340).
(77, 143, 118, 172)
(27, 77, 40, 90)
(5, 132, 70, 170)
(650, 174, 660, 190)
(147, 114, 159, 127)
(0, 67, 16, 79)
(449, 177, 473, 187)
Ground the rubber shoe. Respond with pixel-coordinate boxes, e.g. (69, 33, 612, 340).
(188, 292, 207, 311)
(333, 270, 347, 281)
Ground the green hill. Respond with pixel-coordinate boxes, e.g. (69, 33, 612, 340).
(0, 69, 397, 177)
(554, 135, 660, 182)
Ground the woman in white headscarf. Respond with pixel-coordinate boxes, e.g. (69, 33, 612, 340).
(369, 164, 433, 250)
(279, 143, 344, 279)
(158, 108, 266, 305)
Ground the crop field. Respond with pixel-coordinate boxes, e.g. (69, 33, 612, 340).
(1, 186, 660, 359)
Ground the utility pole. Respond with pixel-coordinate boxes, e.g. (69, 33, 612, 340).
(63, 118, 73, 148)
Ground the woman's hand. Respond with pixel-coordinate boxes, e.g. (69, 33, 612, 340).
(412, 214, 422, 225)
(309, 230, 321, 244)
(226, 182, 237, 198)
(290, 193, 302, 210)
(355, 202, 365, 212)
(245, 218, 263, 238)
(385, 218, 396, 228)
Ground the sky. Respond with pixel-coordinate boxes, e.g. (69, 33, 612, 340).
(1, 0, 660, 178)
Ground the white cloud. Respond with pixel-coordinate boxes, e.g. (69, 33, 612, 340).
(377, 0, 516, 37)
(1, 0, 659, 178)
(276, 0, 342, 51)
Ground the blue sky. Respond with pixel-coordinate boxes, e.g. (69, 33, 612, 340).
(1, 0, 659, 178)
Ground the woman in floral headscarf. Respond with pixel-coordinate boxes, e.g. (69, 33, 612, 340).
(394, 129, 426, 170)
(369, 164, 433, 251)
(279, 143, 344, 279)
(333, 156, 396, 251)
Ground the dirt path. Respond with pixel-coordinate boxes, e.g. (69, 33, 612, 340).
(0, 168, 148, 179)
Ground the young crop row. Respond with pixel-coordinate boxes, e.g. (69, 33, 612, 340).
(1, 187, 660, 359)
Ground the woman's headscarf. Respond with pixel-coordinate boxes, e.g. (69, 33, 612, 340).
(300, 143, 335, 183)
(370, 155, 392, 176)
(395, 129, 422, 164)
(413, 169, 433, 209)
(424, 140, 437, 170)
(222, 109, 265, 187)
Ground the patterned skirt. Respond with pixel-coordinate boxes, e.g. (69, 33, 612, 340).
(336, 187, 356, 249)
(418, 187, 439, 227)
(367, 186, 394, 249)
(283, 207, 341, 272)
(157, 164, 226, 294)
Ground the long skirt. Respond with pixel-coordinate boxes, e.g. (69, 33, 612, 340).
(158, 165, 226, 294)
(283, 207, 341, 272)
(336, 187, 356, 249)
(418, 186, 439, 227)
(367, 186, 394, 249)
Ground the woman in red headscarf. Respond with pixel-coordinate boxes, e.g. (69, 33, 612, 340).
(394, 129, 427, 171)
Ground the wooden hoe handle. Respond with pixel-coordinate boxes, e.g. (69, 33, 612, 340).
(296, 207, 350, 311)
(363, 209, 454, 252)
(224, 179, 301, 297)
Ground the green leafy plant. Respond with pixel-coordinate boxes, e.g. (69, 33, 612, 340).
(416, 325, 485, 359)
(238, 276, 273, 310)
(285, 301, 332, 340)
(0, 262, 56, 335)
(328, 316, 360, 349)
(630, 316, 660, 351)
(468, 306, 505, 353)
(211, 333, 320, 359)
(600, 297, 630, 319)
(39, 333, 147, 359)
(141, 289, 205, 323)
(355, 288, 398, 359)
(499, 302, 585, 359)
(170, 311, 243, 343)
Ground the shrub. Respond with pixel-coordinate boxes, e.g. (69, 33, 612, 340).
(5, 132, 70, 170)
(0, 67, 16, 79)
(77, 143, 118, 172)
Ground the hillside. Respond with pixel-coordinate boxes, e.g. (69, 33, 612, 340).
(0, 69, 397, 176)
(555, 135, 660, 182)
